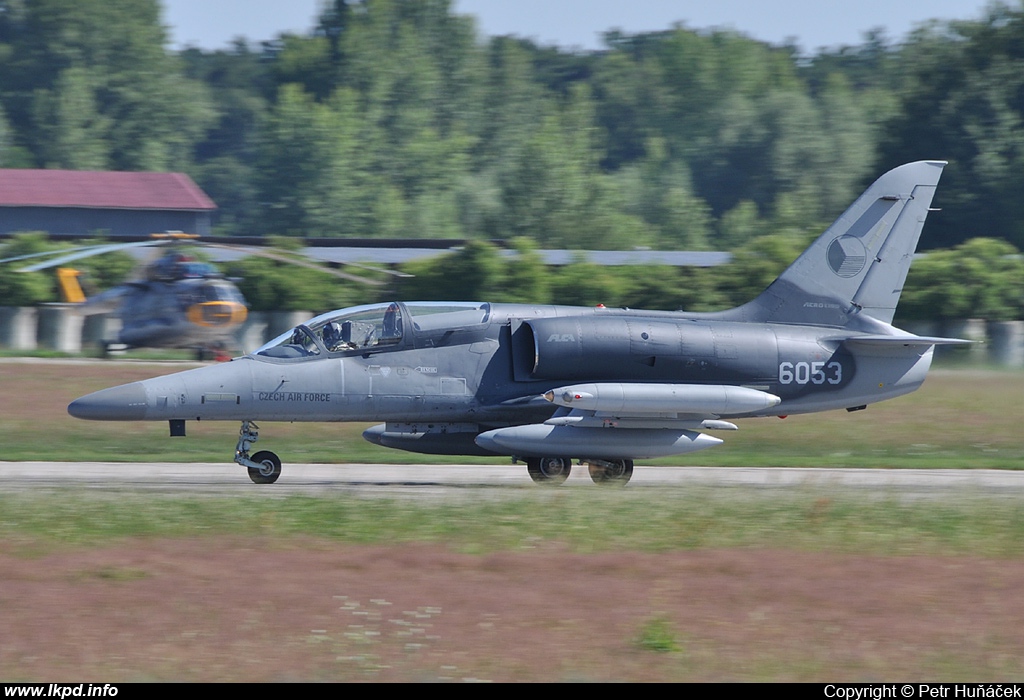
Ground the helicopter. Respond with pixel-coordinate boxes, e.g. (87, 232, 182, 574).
(68, 162, 970, 486)
(0, 233, 387, 358)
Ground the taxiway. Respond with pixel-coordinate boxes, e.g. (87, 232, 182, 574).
(3, 462, 1024, 499)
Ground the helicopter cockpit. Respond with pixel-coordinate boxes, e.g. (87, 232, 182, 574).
(148, 252, 221, 282)
(254, 302, 491, 359)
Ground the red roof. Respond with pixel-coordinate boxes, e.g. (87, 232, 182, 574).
(0, 169, 217, 211)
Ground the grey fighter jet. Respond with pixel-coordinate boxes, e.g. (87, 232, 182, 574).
(69, 161, 968, 485)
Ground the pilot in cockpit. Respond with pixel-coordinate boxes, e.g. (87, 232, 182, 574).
(382, 302, 402, 340)
(322, 320, 357, 351)
(322, 322, 341, 351)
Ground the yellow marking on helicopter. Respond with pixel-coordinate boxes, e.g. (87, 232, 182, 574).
(186, 301, 248, 327)
(56, 268, 86, 304)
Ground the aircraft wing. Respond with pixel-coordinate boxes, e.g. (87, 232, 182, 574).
(475, 382, 779, 459)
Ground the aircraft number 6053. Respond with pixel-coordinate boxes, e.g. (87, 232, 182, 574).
(778, 361, 843, 385)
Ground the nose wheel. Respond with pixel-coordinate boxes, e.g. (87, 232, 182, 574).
(235, 420, 283, 484)
(247, 450, 282, 484)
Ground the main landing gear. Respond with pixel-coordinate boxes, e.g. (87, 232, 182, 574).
(526, 457, 572, 484)
(235, 420, 282, 484)
(523, 457, 635, 486)
(585, 459, 633, 486)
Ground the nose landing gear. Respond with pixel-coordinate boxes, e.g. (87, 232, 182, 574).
(234, 420, 282, 484)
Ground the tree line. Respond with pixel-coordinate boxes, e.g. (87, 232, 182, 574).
(2, 232, 1022, 325)
(2, 0, 1024, 253)
(1, 0, 1024, 321)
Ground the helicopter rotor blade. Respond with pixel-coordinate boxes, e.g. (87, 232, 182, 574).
(0, 245, 95, 266)
(15, 240, 173, 272)
(4, 234, 408, 285)
(315, 258, 415, 278)
(202, 244, 385, 285)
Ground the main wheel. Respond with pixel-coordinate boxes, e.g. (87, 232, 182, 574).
(247, 450, 282, 484)
(588, 459, 633, 486)
(526, 457, 571, 484)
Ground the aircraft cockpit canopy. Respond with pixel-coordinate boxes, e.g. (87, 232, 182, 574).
(254, 302, 490, 359)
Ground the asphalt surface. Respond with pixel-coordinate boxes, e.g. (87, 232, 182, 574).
(3, 462, 1024, 499)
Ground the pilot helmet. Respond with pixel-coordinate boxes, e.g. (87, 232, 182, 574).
(322, 322, 341, 346)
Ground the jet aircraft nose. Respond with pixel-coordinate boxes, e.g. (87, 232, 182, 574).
(68, 382, 149, 420)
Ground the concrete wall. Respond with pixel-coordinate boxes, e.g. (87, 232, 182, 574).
(0, 307, 37, 350)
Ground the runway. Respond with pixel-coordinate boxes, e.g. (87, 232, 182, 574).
(3, 461, 1024, 499)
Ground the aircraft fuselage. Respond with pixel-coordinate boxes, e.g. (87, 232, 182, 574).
(69, 301, 933, 429)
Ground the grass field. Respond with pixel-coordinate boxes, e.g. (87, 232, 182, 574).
(6, 359, 1023, 467)
(5, 360, 1024, 681)
(4, 488, 1024, 557)
(3, 488, 1024, 681)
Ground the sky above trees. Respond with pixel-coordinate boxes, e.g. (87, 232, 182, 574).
(163, 0, 995, 53)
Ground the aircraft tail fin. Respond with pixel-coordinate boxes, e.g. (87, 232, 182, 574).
(715, 160, 946, 327)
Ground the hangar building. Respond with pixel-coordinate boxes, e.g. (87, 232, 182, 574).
(0, 169, 216, 237)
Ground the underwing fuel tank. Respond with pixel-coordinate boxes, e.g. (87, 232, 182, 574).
(543, 383, 781, 415)
(475, 424, 723, 459)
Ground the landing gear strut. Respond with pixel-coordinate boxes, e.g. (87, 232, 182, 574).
(235, 420, 282, 484)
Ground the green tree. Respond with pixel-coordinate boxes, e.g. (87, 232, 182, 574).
(502, 238, 551, 303)
(182, 41, 271, 233)
(0, 100, 9, 166)
(396, 240, 506, 301)
(715, 200, 765, 250)
(879, 6, 1024, 249)
(226, 254, 360, 313)
(713, 233, 805, 307)
(898, 238, 1024, 322)
(0, 232, 57, 305)
(621, 265, 727, 312)
(547, 258, 629, 307)
(337, 0, 479, 233)
(614, 140, 712, 250)
(1, 0, 213, 170)
(499, 84, 651, 248)
(252, 84, 358, 236)
(31, 67, 110, 169)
